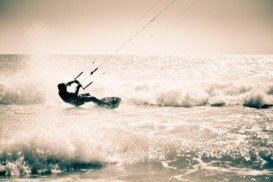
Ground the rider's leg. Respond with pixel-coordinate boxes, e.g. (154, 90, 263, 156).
(82, 96, 110, 106)
(79, 93, 91, 97)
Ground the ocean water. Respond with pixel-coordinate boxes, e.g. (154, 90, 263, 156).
(0, 55, 273, 181)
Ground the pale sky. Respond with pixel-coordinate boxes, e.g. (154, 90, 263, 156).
(0, 0, 273, 55)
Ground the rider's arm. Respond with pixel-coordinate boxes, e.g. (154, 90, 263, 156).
(66, 81, 74, 86)
(66, 80, 80, 86)
(74, 84, 82, 96)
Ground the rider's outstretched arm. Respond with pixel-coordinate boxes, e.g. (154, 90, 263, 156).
(66, 81, 75, 86)
(66, 80, 80, 86)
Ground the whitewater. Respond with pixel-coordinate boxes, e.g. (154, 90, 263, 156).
(0, 55, 273, 181)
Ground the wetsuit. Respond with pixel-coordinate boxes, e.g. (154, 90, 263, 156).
(58, 80, 107, 107)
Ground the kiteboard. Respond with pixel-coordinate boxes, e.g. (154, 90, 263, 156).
(99, 97, 121, 109)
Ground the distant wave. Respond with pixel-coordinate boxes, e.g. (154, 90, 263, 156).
(125, 83, 273, 109)
(0, 54, 272, 109)
(1, 81, 273, 109)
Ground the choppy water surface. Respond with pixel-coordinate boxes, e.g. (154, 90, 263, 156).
(0, 55, 273, 181)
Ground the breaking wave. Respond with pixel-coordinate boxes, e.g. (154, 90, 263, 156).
(1, 119, 273, 177)
(0, 142, 105, 176)
(0, 54, 273, 109)
(1, 81, 273, 109)
(125, 82, 273, 109)
(0, 124, 109, 176)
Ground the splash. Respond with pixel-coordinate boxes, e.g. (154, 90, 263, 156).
(0, 84, 44, 105)
(125, 82, 273, 108)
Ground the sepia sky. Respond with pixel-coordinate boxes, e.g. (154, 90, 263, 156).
(0, 0, 273, 55)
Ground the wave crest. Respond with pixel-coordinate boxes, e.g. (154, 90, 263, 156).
(125, 82, 273, 108)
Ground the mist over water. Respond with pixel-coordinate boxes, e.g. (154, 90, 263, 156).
(0, 55, 273, 181)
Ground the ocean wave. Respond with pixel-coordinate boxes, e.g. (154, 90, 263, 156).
(0, 118, 272, 177)
(0, 154, 103, 176)
(0, 131, 108, 176)
(125, 82, 273, 109)
(0, 55, 273, 109)
(1, 80, 273, 109)
(2, 145, 272, 177)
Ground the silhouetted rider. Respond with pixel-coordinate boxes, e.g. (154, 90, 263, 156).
(57, 80, 107, 107)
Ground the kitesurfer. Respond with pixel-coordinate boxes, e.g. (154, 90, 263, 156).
(57, 80, 109, 107)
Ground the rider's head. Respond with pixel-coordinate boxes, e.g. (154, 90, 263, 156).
(58, 83, 67, 92)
